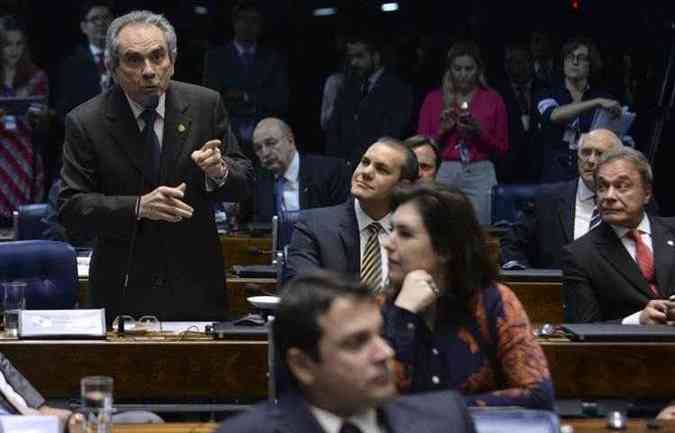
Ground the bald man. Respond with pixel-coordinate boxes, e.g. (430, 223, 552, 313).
(250, 117, 350, 222)
(501, 129, 625, 269)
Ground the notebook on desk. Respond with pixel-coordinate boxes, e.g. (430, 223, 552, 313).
(562, 323, 675, 342)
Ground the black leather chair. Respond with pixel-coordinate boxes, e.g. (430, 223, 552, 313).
(13, 203, 49, 240)
(0, 240, 78, 309)
(491, 184, 539, 226)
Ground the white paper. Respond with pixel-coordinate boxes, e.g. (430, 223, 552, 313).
(19, 309, 106, 337)
(0, 415, 59, 433)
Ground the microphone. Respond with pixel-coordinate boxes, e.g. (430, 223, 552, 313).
(118, 95, 160, 335)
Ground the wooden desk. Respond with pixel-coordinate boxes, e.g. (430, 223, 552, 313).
(220, 234, 272, 268)
(114, 423, 216, 433)
(542, 338, 675, 399)
(227, 277, 277, 316)
(499, 270, 563, 323)
(0, 334, 268, 403)
(565, 419, 675, 433)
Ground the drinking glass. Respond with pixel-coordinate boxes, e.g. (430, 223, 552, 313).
(2, 281, 26, 338)
(81, 376, 113, 433)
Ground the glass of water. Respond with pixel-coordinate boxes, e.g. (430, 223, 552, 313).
(2, 281, 25, 338)
(81, 376, 113, 433)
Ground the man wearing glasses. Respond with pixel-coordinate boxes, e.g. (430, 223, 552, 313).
(56, 1, 115, 118)
(535, 37, 621, 182)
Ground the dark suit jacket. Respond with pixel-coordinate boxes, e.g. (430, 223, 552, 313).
(285, 200, 360, 282)
(252, 154, 351, 223)
(501, 180, 577, 269)
(0, 352, 45, 413)
(216, 390, 477, 433)
(203, 42, 288, 124)
(326, 69, 412, 166)
(59, 81, 253, 322)
(562, 216, 675, 322)
(55, 44, 102, 119)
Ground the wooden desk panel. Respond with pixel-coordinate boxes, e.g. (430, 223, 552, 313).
(0, 338, 267, 402)
(227, 277, 277, 316)
(220, 235, 272, 268)
(507, 281, 563, 323)
(541, 339, 675, 399)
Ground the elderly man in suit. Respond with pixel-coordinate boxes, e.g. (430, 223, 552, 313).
(285, 138, 418, 290)
(249, 117, 350, 223)
(562, 147, 675, 323)
(501, 128, 622, 269)
(202, 0, 288, 149)
(217, 271, 477, 433)
(59, 10, 253, 323)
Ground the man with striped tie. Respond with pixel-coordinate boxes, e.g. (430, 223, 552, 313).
(562, 147, 675, 323)
(285, 138, 419, 292)
(501, 128, 622, 269)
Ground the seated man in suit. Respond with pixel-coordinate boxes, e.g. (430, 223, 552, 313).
(285, 137, 419, 291)
(501, 128, 622, 269)
(403, 134, 440, 182)
(249, 117, 350, 222)
(562, 147, 675, 323)
(216, 271, 477, 433)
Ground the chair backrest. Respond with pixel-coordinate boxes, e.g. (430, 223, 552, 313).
(469, 408, 560, 433)
(13, 204, 49, 240)
(491, 184, 539, 225)
(0, 240, 78, 309)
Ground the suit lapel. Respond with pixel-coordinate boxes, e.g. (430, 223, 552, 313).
(558, 180, 577, 243)
(338, 201, 360, 274)
(275, 393, 327, 433)
(298, 154, 312, 209)
(381, 403, 414, 433)
(161, 84, 192, 185)
(651, 217, 675, 297)
(594, 223, 654, 299)
(105, 85, 150, 183)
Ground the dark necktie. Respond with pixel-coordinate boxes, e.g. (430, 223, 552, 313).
(361, 222, 383, 293)
(589, 201, 601, 231)
(339, 421, 364, 433)
(626, 229, 659, 297)
(274, 176, 286, 216)
(515, 84, 530, 114)
(140, 109, 160, 184)
(94, 52, 105, 75)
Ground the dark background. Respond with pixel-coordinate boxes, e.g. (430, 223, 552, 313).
(3, 0, 675, 212)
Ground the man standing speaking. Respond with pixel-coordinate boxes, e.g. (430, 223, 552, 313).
(59, 11, 253, 323)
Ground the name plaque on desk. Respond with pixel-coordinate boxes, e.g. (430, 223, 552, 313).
(19, 309, 106, 338)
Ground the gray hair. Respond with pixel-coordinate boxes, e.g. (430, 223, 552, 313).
(104, 10, 177, 72)
(595, 146, 653, 187)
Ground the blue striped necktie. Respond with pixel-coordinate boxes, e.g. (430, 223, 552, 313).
(589, 200, 601, 231)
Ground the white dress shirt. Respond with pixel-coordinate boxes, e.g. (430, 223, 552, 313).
(126, 93, 166, 147)
(573, 178, 596, 240)
(279, 151, 300, 212)
(354, 199, 390, 288)
(311, 405, 384, 433)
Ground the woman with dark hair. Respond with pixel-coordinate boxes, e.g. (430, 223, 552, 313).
(417, 40, 508, 225)
(536, 36, 621, 182)
(0, 15, 47, 226)
(382, 182, 554, 409)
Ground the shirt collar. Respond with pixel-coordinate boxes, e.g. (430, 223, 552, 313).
(366, 67, 385, 89)
(611, 213, 652, 239)
(354, 198, 391, 233)
(281, 151, 300, 183)
(125, 92, 167, 121)
(89, 43, 104, 57)
(310, 405, 379, 433)
(233, 41, 256, 56)
(576, 177, 595, 203)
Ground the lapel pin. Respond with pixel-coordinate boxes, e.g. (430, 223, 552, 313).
(177, 123, 186, 133)
(668, 240, 674, 247)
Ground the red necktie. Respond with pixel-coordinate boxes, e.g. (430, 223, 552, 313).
(627, 229, 659, 296)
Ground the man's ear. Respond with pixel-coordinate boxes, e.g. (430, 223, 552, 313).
(286, 348, 317, 386)
(643, 183, 653, 205)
